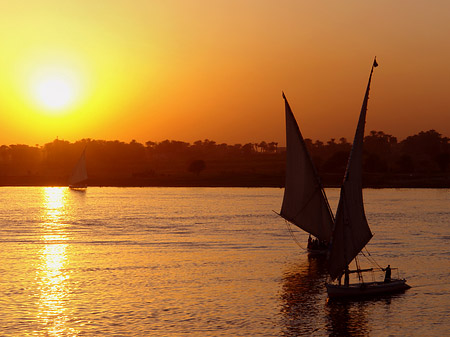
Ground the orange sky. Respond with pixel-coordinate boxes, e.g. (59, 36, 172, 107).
(0, 1, 449, 146)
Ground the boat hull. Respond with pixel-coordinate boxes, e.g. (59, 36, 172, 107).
(307, 247, 328, 255)
(69, 180, 88, 190)
(326, 279, 410, 299)
(69, 184, 87, 190)
(307, 239, 329, 255)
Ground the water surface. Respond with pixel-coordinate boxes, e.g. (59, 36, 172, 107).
(0, 187, 448, 336)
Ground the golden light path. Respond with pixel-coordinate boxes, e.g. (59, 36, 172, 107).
(37, 187, 77, 336)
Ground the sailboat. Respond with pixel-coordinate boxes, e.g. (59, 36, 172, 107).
(278, 92, 335, 254)
(326, 58, 410, 298)
(69, 147, 88, 189)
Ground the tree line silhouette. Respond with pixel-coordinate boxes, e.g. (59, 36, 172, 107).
(0, 129, 448, 187)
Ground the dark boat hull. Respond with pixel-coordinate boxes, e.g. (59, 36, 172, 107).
(307, 247, 328, 255)
(307, 239, 329, 255)
(326, 279, 410, 299)
(69, 184, 87, 190)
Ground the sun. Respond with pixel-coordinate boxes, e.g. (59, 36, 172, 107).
(34, 76, 74, 110)
(29, 67, 81, 113)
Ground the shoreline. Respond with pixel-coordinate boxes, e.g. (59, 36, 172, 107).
(0, 172, 448, 189)
(0, 180, 448, 189)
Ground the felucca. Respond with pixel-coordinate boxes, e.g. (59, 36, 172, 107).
(326, 58, 410, 298)
(69, 147, 88, 189)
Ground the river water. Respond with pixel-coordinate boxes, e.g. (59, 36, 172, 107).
(0, 187, 448, 336)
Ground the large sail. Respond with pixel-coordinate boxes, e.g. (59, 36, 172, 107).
(280, 93, 334, 242)
(327, 60, 377, 280)
(69, 148, 88, 187)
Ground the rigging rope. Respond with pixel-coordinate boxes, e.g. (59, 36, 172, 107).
(360, 247, 383, 269)
(285, 220, 307, 251)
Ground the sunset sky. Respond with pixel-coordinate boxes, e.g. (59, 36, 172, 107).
(0, 0, 449, 146)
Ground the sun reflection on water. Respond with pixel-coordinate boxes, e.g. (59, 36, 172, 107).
(41, 187, 67, 233)
(37, 187, 77, 336)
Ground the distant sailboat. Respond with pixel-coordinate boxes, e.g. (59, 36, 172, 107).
(326, 58, 410, 298)
(69, 147, 88, 189)
(278, 92, 335, 254)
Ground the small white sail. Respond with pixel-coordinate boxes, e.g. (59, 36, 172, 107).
(327, 62, 376, 280)
(280, 93, 334, 242)
(69, 148, 88, 188)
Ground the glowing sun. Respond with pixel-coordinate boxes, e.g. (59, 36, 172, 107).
(30, 68, 80, 112)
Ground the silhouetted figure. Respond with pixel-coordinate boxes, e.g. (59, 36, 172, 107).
(344, 266, 350, 287)
(383, 265, 391, 283)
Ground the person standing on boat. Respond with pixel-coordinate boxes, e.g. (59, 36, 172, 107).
(383, 265, 391, 283)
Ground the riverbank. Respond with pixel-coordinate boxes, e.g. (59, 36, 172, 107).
(0, 172, 448, 188)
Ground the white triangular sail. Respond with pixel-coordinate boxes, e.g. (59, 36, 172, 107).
(69, 148, 88, 187)
(279, 93, 334, 242)
(327, 61, 377, 280)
